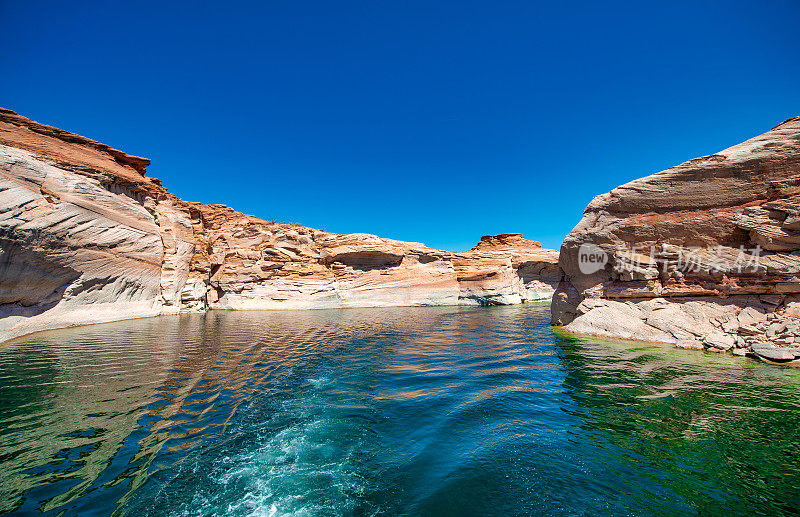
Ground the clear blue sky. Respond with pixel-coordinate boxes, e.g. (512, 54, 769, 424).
(1, 1, 798, 251)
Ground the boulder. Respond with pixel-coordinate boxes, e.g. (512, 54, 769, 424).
(738, 307, 767, 327)
(721, 315, 740, 333)
(703, 331, 735, 351)
(766, 322, 787, 338)
(785, 302, 800, 319)
(565, 299, 675, 343)
(752, 345, 797, 362)
(676, 339, 705, 350)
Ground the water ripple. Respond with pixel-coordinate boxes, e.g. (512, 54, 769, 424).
(1, 305, 800, 515)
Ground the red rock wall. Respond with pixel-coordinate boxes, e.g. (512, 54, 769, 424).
(0, 109, 558, 343)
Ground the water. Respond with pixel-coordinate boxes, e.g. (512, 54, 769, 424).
(1, 304, 800, 516)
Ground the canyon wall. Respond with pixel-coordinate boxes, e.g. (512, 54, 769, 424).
(552, 116, 800, 363)
(0, 108, 558, 344)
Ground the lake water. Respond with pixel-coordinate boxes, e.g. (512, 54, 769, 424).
(1, 304, 800, 516)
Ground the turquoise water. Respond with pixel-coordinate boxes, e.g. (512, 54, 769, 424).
(2, 304, 800, 516)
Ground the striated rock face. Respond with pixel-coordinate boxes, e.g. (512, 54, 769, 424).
(0, 108, 558, 343)
(185, 205, 558, 311)
(0, 108, 197, 342)
(552, 115, 800, 363)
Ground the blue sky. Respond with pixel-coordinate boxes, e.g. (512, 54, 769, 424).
(1, 1, 798, 251)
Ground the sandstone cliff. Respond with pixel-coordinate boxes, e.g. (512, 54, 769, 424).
(0, 108, 557, 344)
(552, 116, 800, 363)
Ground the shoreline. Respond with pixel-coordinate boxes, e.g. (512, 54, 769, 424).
(0, 299, 554, 347)
(554, 324, 800, 368)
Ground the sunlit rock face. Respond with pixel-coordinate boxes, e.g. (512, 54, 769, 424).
(552, 116, 800, 360)
(187, 204, 558, 311)
(0, 108, 558, 343)
(0, 110, 183, 343)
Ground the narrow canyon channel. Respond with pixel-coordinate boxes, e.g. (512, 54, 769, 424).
(1, 304, 799, 516)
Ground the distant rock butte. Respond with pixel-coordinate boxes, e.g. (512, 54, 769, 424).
(552, 115, 800, 364)
(0, 108, 558, 344)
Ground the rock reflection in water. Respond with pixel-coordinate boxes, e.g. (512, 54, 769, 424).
(1, 305, 800, 516)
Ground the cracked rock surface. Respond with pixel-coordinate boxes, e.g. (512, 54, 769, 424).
(552, 115, 800, 365)
(0, 108, 558, 343)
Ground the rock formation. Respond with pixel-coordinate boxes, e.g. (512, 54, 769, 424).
(0, 108, 557, 344)
(552, 115, 800, 364)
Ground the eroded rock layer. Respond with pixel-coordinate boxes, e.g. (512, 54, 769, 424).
(552, 115, 800, 364)
(0, 108, 557, 343)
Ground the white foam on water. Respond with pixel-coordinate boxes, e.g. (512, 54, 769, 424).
(181, 391, 368, 517)
(307, 376, 331, 389)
